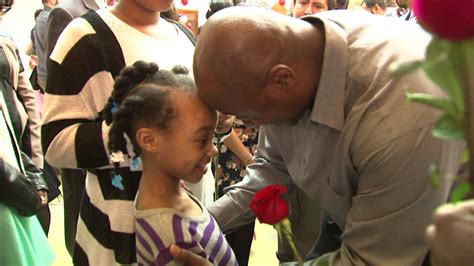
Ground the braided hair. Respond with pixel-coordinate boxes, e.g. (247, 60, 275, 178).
(104, 60, 195, 161)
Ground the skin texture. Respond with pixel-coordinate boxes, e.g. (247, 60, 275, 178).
(170, 244, 212, 266)
(193, 7, 325, 126)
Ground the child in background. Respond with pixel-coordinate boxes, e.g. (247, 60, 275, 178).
(104, 61, 238, 266)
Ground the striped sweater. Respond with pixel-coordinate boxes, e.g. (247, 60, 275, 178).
(42, 9, 202, 265)
(134, 194, 238, 266)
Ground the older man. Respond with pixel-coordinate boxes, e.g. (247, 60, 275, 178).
(189, 7, 463, 266)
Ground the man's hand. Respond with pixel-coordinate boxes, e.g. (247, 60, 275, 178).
(426, 200, 474, 266)
(169, 244, 212, 266)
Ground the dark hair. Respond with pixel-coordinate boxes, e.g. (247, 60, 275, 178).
(333, 0, 348, 9)
(206, 0, 234, 19)
(34, 8, 43, 20)
(363, 0, 386, 9)
(0, 0, 13, 14)
(104, 61, 195, 159)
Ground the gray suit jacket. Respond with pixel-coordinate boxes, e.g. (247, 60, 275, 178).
(45, 0, 100, 58)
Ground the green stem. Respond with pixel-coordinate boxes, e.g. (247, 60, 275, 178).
(277, 219, 304, 265)
(283, 229, 303, 265)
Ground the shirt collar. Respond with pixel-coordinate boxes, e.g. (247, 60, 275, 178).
(301, 15, 348, 131)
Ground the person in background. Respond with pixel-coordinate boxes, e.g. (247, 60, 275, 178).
(105, 61, 238, 266)
(26, 9, 43, 93)
(45, 0, 104, 56)
(384, 0, 399, 16)
(0, 0, 53, 264)
(213, 117, 257, 266)
(1, 0, 52, 235)
(34, 0, 58, 91)
(292, 0, 331, 17)
(193, 7, 463, 265)
(30, 0, 62, 236)
(44, 0, 104, 256)
(333, 0, 348, 9)
(361, 0, 397, 17)
(396, 0, 416, 21)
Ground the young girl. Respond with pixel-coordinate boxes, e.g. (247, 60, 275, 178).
(105, 61, 238, 266)
(42, 0, 214, 262)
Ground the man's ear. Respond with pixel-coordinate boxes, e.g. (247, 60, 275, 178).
(267, 64, 296, 91)
(136, 128, 160, 153)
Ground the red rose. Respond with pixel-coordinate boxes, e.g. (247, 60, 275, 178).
(250, 184, 289, 225)
(413, 0, 474, 41)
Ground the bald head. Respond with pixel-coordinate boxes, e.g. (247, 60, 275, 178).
(194, 7, 325, 125)
(195, 7, 311, 93)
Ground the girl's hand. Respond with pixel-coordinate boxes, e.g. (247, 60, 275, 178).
(216, 113, 234, 134)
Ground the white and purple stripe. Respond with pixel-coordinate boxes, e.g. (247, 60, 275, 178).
(135, 208, 238, 266)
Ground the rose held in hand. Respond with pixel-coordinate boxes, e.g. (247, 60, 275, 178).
(250, 184, 303, 265)
(250, 184, 289, 224)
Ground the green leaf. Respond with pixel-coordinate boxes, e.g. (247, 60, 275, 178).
(463, 148, 470, 164)
(390, 60, 423, 78)
(449, 182, 472, 203)
(429, 164, 440, 189)
(405, 92, 456, 116)
(432, 113, 464, 140)
(423, 39, 465, 116)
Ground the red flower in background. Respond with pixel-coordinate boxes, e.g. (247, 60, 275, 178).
(413, 0, 474, 41)
(250, 184, 289, 224)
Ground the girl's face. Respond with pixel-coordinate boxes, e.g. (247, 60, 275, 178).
(152, 92, 218, 183)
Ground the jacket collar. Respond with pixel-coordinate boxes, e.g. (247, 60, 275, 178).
(301, 15, 348, 131)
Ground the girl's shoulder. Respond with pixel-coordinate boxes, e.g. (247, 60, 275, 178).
(134, 201, 210, 224)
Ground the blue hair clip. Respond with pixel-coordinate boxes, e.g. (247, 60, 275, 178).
(111, 173, 124, 191)
(130, 156, 142, 172)
(111, 101, 119, 114)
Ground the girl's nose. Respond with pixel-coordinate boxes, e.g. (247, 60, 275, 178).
(208, 144, 218, 158)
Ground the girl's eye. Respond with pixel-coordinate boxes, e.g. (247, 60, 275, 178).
(198, 138, 208, 145)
